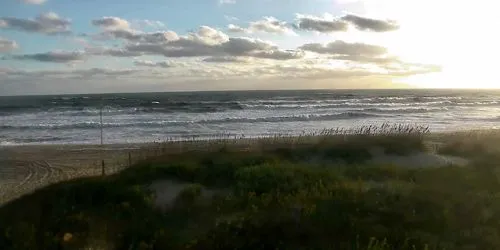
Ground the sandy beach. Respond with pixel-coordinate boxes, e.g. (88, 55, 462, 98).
(0, 143, 152, 206)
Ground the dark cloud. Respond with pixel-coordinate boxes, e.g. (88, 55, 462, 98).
(0, 37, 19, 53)
(4, 68, 139, 78)
(218, 37, 274, 55)
(85, 47, 143, 57)
(250, 50, 304, 60)
(11, 51, 85, 63)
(98, 29, 180, 43)
(294, 14, 348, 33)
(0, 12, 71, 35)
(202, 56, 249, 63)
(300, 41, 388, 56)
(342, 14, 399, 32)
(295, 13, 399, 33)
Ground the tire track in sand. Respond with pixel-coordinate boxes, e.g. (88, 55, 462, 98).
(0, 158, 128, 206)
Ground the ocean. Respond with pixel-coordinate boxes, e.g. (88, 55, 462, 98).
(1, 89, 499, 145)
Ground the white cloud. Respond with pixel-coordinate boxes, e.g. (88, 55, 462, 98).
(219, 0, 236, 4)
(134, 60, 179, 68)
(227, 24, 250, 33)
(0, 37, 19, 53)
(0, 12, 71, 35)
(99, 25, 303, 60)
(228, 17, 296, 35)
(18, 0, 46, 5)
(249, 17, 296, 35)
(224, 15, 239, 22)
(133, 19, 166, 29)
(92, 17, 131, 30)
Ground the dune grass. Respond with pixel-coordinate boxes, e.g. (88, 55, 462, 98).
(2, 125, 500, 249)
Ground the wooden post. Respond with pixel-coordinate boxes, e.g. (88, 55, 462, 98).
(101, 160, 105, 176)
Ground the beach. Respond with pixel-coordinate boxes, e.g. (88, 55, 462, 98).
(0, 144, 146, 205)
(0, 128, 480, 206)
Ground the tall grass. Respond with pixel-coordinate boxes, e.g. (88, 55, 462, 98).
(11, 124, 500, 250)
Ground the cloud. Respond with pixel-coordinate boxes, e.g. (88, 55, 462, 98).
(295, 13, 399, 33)
(342, 14, 399, 32)
(300, 40, 388, 56)
(116, 26, 302, 60)
(294, 14, 348, 33)
(10, 51, 85, 63)
(227, 24, 250, 33)
(18, 0, 46, 4)
(250, 50, 305, 60)
(224, 15, 239, 22)
(298, 40, 439, 75)
(228, 17, 295, 35)
(0, 12, 71, 35)
(218, 37, 276, 55)
(0, 37, 19, 53)
(249, 17, 295, 35)
(85, 47, 143, 57)
(6, 68, 141, 80)
(133, 19, 165, 29)
(134, 60, 177, 68)
(202, 56, 250, 63)
(96, 29, 180, 43)
(195, 25, 230, 44)
(92, 16, 130, 30)
(1, 55, 441, 95)
(219, 0, 236, 4)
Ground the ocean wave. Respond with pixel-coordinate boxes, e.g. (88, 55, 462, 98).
(0, 136, 68, 145)
(0, 112, 380, 130)
(2, 96, 499, 117)
(360, 107, 448, 114)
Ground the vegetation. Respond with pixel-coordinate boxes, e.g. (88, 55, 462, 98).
(2, 125, 500, 249)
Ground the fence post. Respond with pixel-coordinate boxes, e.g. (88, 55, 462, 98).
(101, 160, 105, 176)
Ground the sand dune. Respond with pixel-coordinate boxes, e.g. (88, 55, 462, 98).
(0, 140, 470, 206)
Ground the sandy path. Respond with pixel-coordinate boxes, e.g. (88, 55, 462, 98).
(0, 144, 148, 206)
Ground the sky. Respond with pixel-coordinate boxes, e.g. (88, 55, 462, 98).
(0, 0, 498, 95)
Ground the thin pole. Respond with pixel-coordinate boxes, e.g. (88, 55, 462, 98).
(100, 105, 103, 146)
(100, 104, 105, 176)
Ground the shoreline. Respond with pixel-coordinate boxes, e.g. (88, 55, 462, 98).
(2, 128, 500, 148)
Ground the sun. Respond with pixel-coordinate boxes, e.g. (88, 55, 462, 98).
(359, 0, 499, 89)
